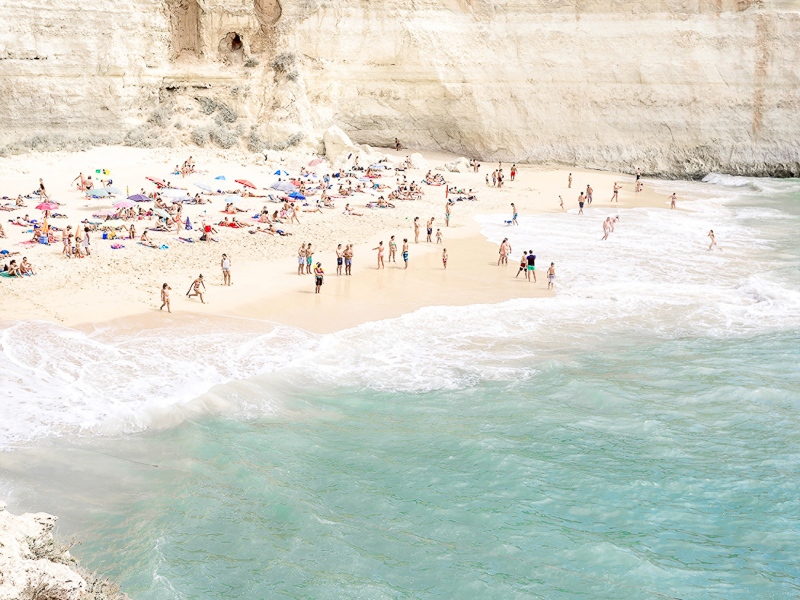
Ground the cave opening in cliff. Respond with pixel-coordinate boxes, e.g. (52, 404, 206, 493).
(219, 32, 246, 64)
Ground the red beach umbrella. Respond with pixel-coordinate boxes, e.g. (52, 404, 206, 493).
(235, 179, 256, 189)
(146, 177, 168, 188)
(36, 202, 59, 211)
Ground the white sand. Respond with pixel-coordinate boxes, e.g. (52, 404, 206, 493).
(0, 146, 672, 331)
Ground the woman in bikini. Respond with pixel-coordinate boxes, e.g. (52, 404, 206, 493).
(388, 236, 397, 262)
(372, 241, 385, 269)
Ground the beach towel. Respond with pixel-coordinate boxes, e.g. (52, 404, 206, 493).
(110, 244, 125, 249)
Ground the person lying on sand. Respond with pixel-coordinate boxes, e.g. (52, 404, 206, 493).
(343, 204, 363, 216)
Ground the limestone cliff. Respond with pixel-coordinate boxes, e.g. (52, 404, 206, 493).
(0, 502, 125, 600)
(1, 0, 798, 176)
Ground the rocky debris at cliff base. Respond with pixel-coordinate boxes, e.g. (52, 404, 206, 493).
(323, 125, 355, 163)
(0, 502, 127, 600)
(445, 157, 471, 173)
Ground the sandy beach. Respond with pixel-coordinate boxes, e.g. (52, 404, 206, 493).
(0, 146, 673, 333)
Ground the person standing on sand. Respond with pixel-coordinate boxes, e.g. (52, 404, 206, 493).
(568, 173, 572, 188)
(187, 275, 206, 303)
(511, 203, 518, 226)
(559, 195, 564, 211)
(526, 251, 536, 283)
(486, 174, 490, 187)
(547, 263, 556, 289)
(511, 164, 517, 181)
(670, 193, 677, 209)
(586, 184, 593, 205)
(344, 244, 353, 275)
(306, 243, 314, 274)
(373, 241, 385, 269)
(414, 217, 421, 243)
(516, 252, 528, 279)
(221, 253, 232, 286)
(402, 238, 409, 269)
(72, 172, 86, 192)
(336, 243, 344, 275)
(498, 238, 511, 265)
(314, 262, 324, 293)
(426, 217, 434, 242)
(388, 236, 397, 262)
(298, 243, 306, 275)
(578, 192, 585, 215)
(160, 283, 172, 313)
(442, 248, 448, 269)
(445, 200, 452, 227)
(82, 227, 91, 256)
(611, 183, 621, 202)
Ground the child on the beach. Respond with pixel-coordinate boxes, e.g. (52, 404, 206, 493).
(516, 253, 527, 278)
(160, 283, 171, 312)
(547, 263, 556, 290)
(436, 229, 442, 244)
(442, 248, 448, 269)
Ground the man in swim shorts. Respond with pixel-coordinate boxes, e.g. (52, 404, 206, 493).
(344, 244, 353, 275)
(547, 263, 555, 289)
(526, 250, 536, 283)
(336, 243, 344, 275)
(427, 217, 434, 242)
(402, 238, 409, 269)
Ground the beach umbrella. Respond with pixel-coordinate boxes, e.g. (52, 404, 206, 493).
(288, 192, 305, 200)
(146, 177, 167, 188)
(36, 202, 59, 211)
(153, 208, 170, 218)
(113, 200, 135, 208)
(274, 170, 289, 176)
(270, 181, 295, 193)
(194, 182, 214, 192)
(128, 194, 150, 202)
(224, 195, 246, 203)
(96, 209, 117, 216)
(87, 189, 110, 197)
(215, 175, 226, 180)
(235, 179, 256, 189)
(170, 196, 192, 203)
(309, 158, 323, 167)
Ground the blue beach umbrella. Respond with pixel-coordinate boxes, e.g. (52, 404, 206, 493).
(274, 170, 289, 176)
(288, 192, 305, 200)
(224, 195, 245, 203)
(215, 175, 226, 180)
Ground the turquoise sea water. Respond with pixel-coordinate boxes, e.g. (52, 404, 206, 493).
(2, 175, 799, 599)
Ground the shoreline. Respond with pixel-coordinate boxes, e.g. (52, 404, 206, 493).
(0, 146, 677, 334)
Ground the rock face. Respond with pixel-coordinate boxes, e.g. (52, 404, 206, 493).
(1, 0, 799, 176)
(0, 502, 125, 600)
(0, 503, 83, 599)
